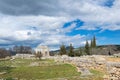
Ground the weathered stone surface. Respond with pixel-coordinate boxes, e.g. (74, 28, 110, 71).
(29, 62, 39, 66)
(12, 54, 35, 59)
(80, 68, 92, 76)
(113, 53, 120, 57)
(48, 55, 120, 79)
(35, 45, 50, 57)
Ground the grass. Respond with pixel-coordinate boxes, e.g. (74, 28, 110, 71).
(3, 64, 80, 79)
(0, 58, 105, 80)
(105, 57, 120, 62)
(0, 59, 80, 80)
(90, 69, 104, 77)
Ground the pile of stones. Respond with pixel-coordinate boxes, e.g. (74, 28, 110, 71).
(49, 55, 120, 79)
(107, 62, 120, 80)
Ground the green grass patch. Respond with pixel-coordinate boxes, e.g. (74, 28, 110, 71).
(0, 59, 104, 80)
(0, 59, 80, 80)
(1, 64, 80, 79)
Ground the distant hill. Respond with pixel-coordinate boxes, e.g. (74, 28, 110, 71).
(50, 45, 120, 56)
(95, 45, 120, 55)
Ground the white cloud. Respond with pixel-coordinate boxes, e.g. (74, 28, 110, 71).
(0, 39, 11, 44)
(0, 14, 86, 50)
(60, 0, 120, 31)
(0, 0, 120, 50)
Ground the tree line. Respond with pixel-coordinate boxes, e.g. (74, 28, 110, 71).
(59, 36, 97, 57)
(0, 45, 32, 58)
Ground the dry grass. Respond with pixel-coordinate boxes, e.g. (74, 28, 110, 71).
(105, 57, 120, 62)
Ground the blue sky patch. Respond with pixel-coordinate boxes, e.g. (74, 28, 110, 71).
(103, 0, 115, 7)
(63, 19, 84, 28)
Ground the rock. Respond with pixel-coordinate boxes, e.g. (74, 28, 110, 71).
(0, 72, 6, 75)
(113, 53, 120, 57)
(103, 75, 109, 80)
(80, 68, 92, 76)
(29, 62, 39, 66)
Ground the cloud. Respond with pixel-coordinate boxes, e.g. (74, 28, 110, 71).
(0, 14, 86, 50)
(0, 0, 120, 50)
(0, 0, 60, 16)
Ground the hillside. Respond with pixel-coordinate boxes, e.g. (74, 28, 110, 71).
(50, 45, 120, 55)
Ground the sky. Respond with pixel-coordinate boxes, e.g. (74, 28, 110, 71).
(0, 0, 120, 50)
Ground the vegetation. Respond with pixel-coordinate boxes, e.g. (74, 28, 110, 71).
(90, 36, 97, 54)
(0, 59, 80, 80)
(92, 36, 97, 48)
(0, 48, 11, 58)
(59, 36, 97, 56)
(35, 51, 42, 59)
(90, 36, 96, 48)
(12, 45, 32, 54)
(85, 40, 90, 55)
(59, 44, 67, 55)
(68, 44, 75, 57)
(90, 69, 104, 77)
(0, 45, 32, 59)
(74, 48, 83, 56)
(0, 58, 104, 80)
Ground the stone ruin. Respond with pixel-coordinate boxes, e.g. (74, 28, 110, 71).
(35, 45, 50, 57)
(106, 62, 120, 80)
(12, 54, 35, 59)
(48, 55, 120, 80)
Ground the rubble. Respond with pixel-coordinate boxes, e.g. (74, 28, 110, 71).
(48, 55, 120, 79)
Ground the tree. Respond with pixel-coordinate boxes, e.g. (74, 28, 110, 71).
(35, 51, 42, 59)
(92, 36, 96, 48)
(13, 45, 32, 54)
(0, 48, 11, 58)
(90, 36, 97, 54)
(90, 39, 93, 48)
(90, 36, 96, 48)
(68, 44, 74, 57)
(85, 40, 90, 55)
(59, 44, 66, 55)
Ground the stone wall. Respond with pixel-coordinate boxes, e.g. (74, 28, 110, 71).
(12, 54, 35, 59)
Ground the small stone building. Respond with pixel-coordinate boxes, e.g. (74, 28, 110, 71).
(35, 45, 50, 57)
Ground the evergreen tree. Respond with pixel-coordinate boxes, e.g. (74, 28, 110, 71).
(85, 40, 90, 55)
(90, 39, 93, 55)
(90, 36, 97, 48)
(90, 39, 93, 48)
(93, 36, 96, 48)
(68, 44, 74, 57)
(59, 44, 66, 55)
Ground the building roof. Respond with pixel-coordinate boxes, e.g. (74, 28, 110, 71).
(36, 45, 49, 49)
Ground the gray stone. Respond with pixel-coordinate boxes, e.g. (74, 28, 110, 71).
(80, 68, 92, 76)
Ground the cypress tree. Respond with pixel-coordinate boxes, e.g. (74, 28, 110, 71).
(85, 40, 90, 55)
(90, 39, 93, 48)
(93, 36, 96, 48)
(68, 44, 74, 57)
